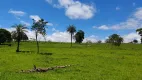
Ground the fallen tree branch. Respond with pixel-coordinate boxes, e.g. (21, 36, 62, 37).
(20, 65, 72, 73)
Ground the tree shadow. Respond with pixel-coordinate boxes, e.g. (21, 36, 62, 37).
(17, 51, 35, 53)
(0, 44, 11, 46)
(39, 52, 53, 55)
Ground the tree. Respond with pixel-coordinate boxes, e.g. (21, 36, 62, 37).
(105, 39, 110, 43)
(11, 31, 28, 41)
(12, 24, 28, 52)
(75, 30, 85, 44)
(31, 19, 48, 53)
(0, 29, 12, 44)
(97, 40, 102, 43)
(133, 39, 138, 44)
(136, 28, 142, 44)
(67, 25, 76, 47)
(107, 34, 123, 46)
(22, 33, 28, 41)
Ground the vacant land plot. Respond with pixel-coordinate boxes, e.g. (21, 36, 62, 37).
(0, 42, 142, 80)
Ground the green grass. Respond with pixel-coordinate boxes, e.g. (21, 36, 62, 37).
(0, 42, 142, 80)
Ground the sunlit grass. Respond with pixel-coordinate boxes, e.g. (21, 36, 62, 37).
(0, 42, 142, 80)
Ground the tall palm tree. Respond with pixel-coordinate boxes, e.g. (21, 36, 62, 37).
(32, 19, 48, 53)
(136, 28, 142, 44)
(12, 24, 28, 52)
(11, 31, 28, 41)
(67, 25, 76, 47)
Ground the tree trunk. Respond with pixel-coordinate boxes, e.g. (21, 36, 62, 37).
(36, 33, 39, 53)
(16, 33, 20, 52)
(71, 33, 72, 47)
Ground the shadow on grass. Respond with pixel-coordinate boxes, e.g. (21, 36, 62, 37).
(16, 51, 53, 55)
(17, 51, 35, 53)
(0, 44, 12, 46)
(39, 52, 53, 55)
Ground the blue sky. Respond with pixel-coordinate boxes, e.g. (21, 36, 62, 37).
(0, 0, 142, 42)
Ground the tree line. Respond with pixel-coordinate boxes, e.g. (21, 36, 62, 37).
(0, 18, 142, 53)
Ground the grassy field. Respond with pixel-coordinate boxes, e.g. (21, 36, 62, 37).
(0, 42, 142, 80)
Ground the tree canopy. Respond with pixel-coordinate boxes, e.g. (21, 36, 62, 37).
(32, 18, 48, 53)
(11, 31, 28, 41)
(0, 28, 12, 44)
(136, 28, 142, 44)
(133, 39, 138, 44)
(107, 34, 123, 46)
(12, 24, 28, 52)
(75, 30, 85, 44)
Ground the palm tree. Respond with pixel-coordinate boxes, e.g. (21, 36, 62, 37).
(67, 25, 76, 47)
(12, 24, 28, 52)
(136, 28, 142, 44)
(31, 19, 48, 53)
(11, 31, 28, 41)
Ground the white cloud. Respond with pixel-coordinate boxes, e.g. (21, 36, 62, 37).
(47, 0, 96, 19)
(83, 35, 98, 43)
(52, 28, 59, 32)
(47, 23, 53, 26)
(134, 8, 142, 20)
(94, 7, 142, 30)
(58, 0, 73, 7)
(30, 15, 41, 22)
(98, 25, 109, 30)
(46, 0, 52, 4)
(53, 4, 62, 8)
(46, 31, 73, 42)
(27, 30, 73, 42)
(92, 26, 96, 29)
(65, 3, 95, 19)
(5, 27, 73, 42)
(8, 9, 26, 16)
(116, 6, 120, 10)
(60, 0, 95, 19)
(29, 15, 54, 27)
(20, 21, 31, 27)
(123, 32, 141, 43)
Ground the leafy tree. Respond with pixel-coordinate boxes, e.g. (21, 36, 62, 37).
(97, 40, 102, 43)
(32, 19, 48, 53)
(0, 28, 12, 44)
(75, 30, 85, 44)
(0, 33, 6, 44)
(136, 28, 142, 44)
(11, 31, 28, 41)
(22, 33, 28, 41)
(105, 39, 110, 43)
(67, 25, 76, 47)
(12, 24, 28, 52)
(133, 39, 138, 44)
(107, 34, 123, 46)
(86, 40, 92, 44)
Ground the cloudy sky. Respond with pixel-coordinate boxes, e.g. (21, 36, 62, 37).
(0, 0, 142, 42)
